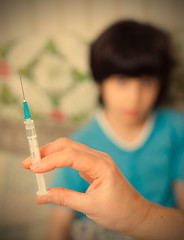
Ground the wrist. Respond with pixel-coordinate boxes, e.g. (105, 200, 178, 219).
(121, 194, 154, 238)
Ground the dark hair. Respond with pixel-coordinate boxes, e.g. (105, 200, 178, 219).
(89, 20, 175, 106)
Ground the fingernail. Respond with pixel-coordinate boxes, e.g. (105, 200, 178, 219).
(23, 157, 31, 164)
(30, 162, 41, 171)
(38, 195, 51, 204)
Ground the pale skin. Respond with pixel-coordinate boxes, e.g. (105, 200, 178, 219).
(26, 75, 184, 239)
(47, 207, 74, 240)
(101, 75, 160, 140)
(22, 137, 184, 240)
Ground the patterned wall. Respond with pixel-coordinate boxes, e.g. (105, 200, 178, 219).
(1, 0, 184, 124)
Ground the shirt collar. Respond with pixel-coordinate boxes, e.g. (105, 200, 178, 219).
(95, 108, 156, 151)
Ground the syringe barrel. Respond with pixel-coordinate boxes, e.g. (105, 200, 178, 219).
(24, 119, 48, 195)
(24, 119, 40, 163)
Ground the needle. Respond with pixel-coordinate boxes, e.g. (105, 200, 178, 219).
(19, 72, 26, 101)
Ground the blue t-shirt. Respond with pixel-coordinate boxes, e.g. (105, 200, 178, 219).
(50, 108, 184, 218)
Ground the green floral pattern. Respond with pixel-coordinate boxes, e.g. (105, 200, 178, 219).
(0, 37, 98, 123)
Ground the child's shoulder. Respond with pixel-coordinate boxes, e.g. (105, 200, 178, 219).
(156, 107, 184, 132)
(157, 107, 184, 121)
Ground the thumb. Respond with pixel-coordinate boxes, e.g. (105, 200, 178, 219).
(36, 187, 90, 214)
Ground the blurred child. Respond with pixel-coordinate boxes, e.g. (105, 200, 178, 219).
(48, 20, 184, 240)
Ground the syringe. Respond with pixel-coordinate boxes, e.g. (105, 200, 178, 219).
(19, 73, 48, 195)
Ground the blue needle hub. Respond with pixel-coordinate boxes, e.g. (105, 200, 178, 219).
(23, 100, 31, 119)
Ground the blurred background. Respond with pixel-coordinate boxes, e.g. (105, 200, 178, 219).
(0, 0, 184, 239)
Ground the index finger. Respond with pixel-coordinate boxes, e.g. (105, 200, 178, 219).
(40, 137, 94, 158)
(22, 137, 97, 168)
(30, 147, 104, 181)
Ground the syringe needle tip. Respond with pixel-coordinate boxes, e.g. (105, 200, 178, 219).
(19, 72, 26, 100)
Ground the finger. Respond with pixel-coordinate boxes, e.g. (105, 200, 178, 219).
(22, 138, 107, 169)
(22, 157, 32, 169)
(30, 148, 102, 180)
(40, 137, 95, 159)
(22, 138, 80, 168)
(36, 187, 91, 214)
(79, 171, 93, 184)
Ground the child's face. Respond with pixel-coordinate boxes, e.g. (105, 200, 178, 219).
(101, 75, 160, 125)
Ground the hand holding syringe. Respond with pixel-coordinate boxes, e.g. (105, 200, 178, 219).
(19, 73, 48, 195)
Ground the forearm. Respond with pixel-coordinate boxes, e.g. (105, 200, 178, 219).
(48, 208, 75, 240)
(129, 200, 184, 240)
(48, 221, 71, 240)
